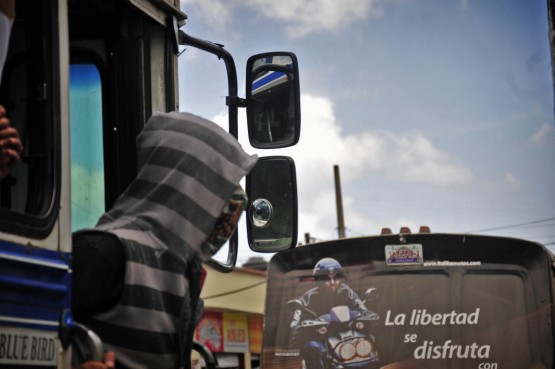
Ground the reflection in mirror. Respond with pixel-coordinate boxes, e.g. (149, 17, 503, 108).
(246, 156, 297, 252)
(250, 198, 273, 227)
(246, 52, 300, 149)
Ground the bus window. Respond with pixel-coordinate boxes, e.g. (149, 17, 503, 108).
(70, 64, 105, 231)
(0, 0, 59, 238)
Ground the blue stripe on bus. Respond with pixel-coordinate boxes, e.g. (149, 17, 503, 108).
(252, 71, 286, 92)
(0, 241, 71, 331)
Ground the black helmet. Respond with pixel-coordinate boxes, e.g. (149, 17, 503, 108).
(313, 257, 344, 281)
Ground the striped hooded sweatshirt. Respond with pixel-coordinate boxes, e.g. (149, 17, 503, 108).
(82, 112, 258, 368)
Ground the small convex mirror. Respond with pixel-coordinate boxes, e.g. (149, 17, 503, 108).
(246, 156, 298, 252)
(246, 52, 300, 149)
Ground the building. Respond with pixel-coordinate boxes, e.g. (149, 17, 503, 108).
(193, 260, 268, 369)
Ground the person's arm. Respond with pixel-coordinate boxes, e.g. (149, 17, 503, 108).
(73, 352, 116, 369)
(72, 231, 125, 321)
(0, 105, 23, 180)
(340, 284, 371, 314)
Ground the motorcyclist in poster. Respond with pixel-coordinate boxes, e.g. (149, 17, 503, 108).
(288, 257, 380, 369)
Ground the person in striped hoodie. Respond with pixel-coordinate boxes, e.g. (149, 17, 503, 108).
(72, 111, 257, 369)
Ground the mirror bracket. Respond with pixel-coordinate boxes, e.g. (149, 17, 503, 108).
(178, 30, 240, 270)
(204, 232, 239, 273)
(226, 96, 247, 108)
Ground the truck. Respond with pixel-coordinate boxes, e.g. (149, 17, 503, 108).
(0, 0, 300, 367)
(254, 2, 555, 369)
(259, 232, 555, 369)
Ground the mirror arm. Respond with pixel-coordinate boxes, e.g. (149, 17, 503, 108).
(192, 340, 217, 369)
(179, 30, 240, 271)
(205, 232, 239, 273)
(226, 96, 247, 108)
(178, 30, 239, 138)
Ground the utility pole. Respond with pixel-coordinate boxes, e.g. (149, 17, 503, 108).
(334, 165, 346, 239)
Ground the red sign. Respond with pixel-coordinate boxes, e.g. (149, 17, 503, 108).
(195, 311, 223, 352)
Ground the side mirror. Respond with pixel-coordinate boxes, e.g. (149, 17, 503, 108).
(246, 52, 300, 149)
(246, 156, 298, 252)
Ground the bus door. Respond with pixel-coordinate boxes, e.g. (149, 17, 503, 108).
(0, 0, 184, 366)
(0, 0, 69, 366)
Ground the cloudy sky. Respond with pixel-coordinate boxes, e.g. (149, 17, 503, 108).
(177, 0, 555, 263)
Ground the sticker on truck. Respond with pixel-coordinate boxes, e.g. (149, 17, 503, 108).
(385, 244, 423, 265)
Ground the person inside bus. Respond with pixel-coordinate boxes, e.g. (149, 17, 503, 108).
(0, 0, 23, 182)
(288, 257, 379, 369)
(72, 111, 257, 369)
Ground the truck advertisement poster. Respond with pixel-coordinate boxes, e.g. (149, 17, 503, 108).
(261, 234, 554, 369)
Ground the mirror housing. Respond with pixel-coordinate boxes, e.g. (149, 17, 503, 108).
(246, 52, 300, 149)
(246, 156, 298, 252)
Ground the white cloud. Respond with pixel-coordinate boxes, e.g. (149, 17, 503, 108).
(182, 0, 385, 38)
(210, 94, 474, 244)
(503, 172, 517, 184)
(182, 0, 235, 30)
(500, 172, 521, 191)
(244, 0, 384, 38)
(530, 123, 554, 146)
(284, 95, 473, 188)
(385, 133, 473, 186)
(283, 95, 473, 239)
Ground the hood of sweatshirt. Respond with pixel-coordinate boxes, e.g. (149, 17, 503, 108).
(96, 111, 258, 261)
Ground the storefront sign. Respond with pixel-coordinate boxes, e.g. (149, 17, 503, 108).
(223, 313, 249, 353)
(195, 311, 223, 353)
(248, 315, 263, 353)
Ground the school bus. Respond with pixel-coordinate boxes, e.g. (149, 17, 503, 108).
(0, 0, 300, 367)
